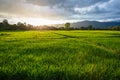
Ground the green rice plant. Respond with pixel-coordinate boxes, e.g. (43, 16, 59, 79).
(0, 30, 120, 80)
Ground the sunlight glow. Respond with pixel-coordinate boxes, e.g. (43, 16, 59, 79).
(10, 18, 59, 26)
(23, 18, 59, 26)
(8, 17, 80, 26)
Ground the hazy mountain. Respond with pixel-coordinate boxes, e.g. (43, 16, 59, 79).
(53, 21, 120, 29)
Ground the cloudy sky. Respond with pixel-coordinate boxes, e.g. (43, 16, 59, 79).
(0, 0, 120, 25)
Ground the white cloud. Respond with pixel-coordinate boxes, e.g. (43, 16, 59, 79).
(0, 0, 120, 23)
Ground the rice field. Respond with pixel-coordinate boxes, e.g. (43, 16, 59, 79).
(0, 30, 120, 80)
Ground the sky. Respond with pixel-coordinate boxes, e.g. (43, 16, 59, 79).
(0, 0, 120, 25)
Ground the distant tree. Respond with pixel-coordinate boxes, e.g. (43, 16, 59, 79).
(27, 24, 34, 30)
(1, 19, 10, 30)
(111, 26, 120, 31)
(3, 19, 9, 25)
(65, 23, 70, 30)
(116, 26, 120, 31)
(0, 19, 35, 30)
(17, 22, 23, 27)
(58, 27, 64, 30)
(80, 26, 85, 30)
(88, 25, 93, 30)
(17, 22, 27, 30)
(70, 27, 75, 30)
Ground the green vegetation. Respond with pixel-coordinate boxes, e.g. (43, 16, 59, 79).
(65, 23, 70, 30)
(111, 26, 120, 31)
(0, 30, 120, 80)
(1, 19, 120, 30)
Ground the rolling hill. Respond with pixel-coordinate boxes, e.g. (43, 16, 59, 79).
(54, 21, 120, 29)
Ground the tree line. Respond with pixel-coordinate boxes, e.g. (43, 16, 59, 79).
(0, 19, 120, 31)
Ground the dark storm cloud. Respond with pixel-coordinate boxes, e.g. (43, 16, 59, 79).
(25, 0, 112, 19)
(0, 0, 120, 21)
(26, 0, 110, 14)
(26, 0, 109, 8)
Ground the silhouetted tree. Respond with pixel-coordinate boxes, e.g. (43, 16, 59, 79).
(27, 24, 34, 30)
(1, 19, 10, 30)
(65, 23, 70, 30)
(17, 22, 27, 30)
(80, 26, 85, 30)
(59, 27, 64, 30)
(3, 19, 9, 26)
(88, 25, 93, 30)
(111, 26, 120, 31)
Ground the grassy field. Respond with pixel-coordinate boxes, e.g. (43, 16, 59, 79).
(0, 30, 120, 80)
